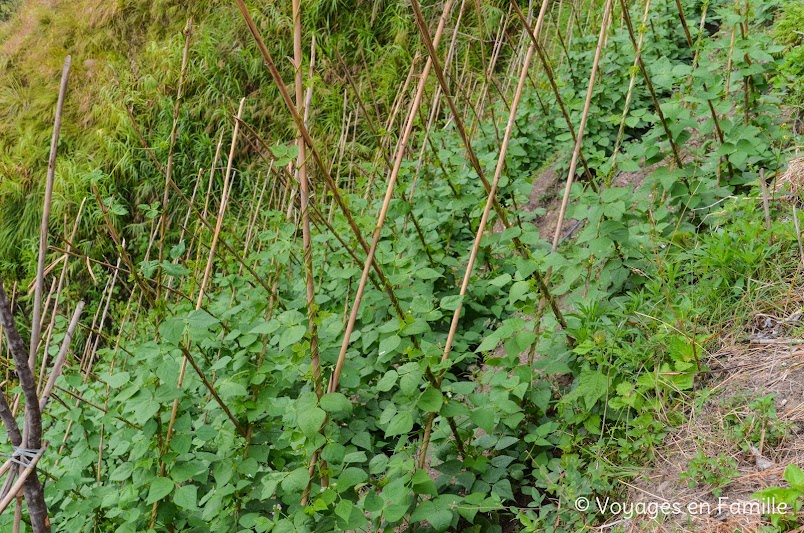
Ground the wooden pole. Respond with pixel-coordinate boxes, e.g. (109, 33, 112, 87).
(552, 0, 614, 252)
(30, 56, 71, 372)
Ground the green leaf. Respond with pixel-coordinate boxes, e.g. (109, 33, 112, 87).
(298, 406, 326, 436)
(160, 261, 190, 277)
(110, 462, 133, 481)
(158, 318, 185, 346)
(174, 484, 197, 509)
(417, 387, 443, 413)
(250, 321, 279, 336)
(343, 451, 367, 463)
(337, 467, 368, 491)
(322, 443, 346, 464)
(563, 369, 609, 410)
(335, 499, 353, 522)
(729, 149, 748, 167)
(428, 509, 453, 531)
(494, 436, 519, 450)
(187, 310, 219, 331)
(281, 467, 309, 494)
(470, 408, 496, 432)
(379, 335, 401, 357)
(279, 325, 306, 350)
(440, 294, 464, 311)
(171, 461, 207, 483)
(509, 280, 530, 304)
(385, 411, 414, 437)
(412, 469, 437, 496)
(261, 475, 281, 499)
(169, 240, 186, 260)
(785, 464, 804, 491)
(398, 363, 423, 395)
(320, 393, 353, 415)
(213, 460, 233, 486)
(376, 370, 398, 392)
(134, 399, 159, 425)
(411, 501, 453, 531)
(476, 332, 501, 353)
(107, 372, 130, 388)
(489, 273, 512, 287)
(146, 477, 174, 504)
(416, 268, 442, 280)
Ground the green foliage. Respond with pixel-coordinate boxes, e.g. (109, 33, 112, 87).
(753, 464, 804, 529)
(0, 0, 801, 531)
(680, 449, 739, 497)
(722, 394, 792, 450)
(773, 1, 804, 126)
(0, 0, 17, 22)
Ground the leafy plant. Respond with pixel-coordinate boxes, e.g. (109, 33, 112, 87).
(722, 394, 792, 450)
(753, 464, 804, 529)
(680, 449, 739, 497)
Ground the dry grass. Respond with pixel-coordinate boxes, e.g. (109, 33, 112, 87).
(774, 157, 804, 197)
(620, 322, 804, 532)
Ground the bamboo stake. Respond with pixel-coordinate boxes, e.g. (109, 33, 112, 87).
(201, 132, 225, 229)
(608, 0, 653, 180)
(39, 303, 84, 411)
(403, 0, 470, 210)
(36, 198, 85, 394)
(292, 0, 322, 397)
(410, 0, 518, 236)
(77, 270, 111, 372)
(673, 0, 694, 47)
(418, 0, 567, 330)
(327, 0, 455, 396)
(30, 56, 71, 372)
(173, 168, 203, 259)
(299, 1, 458, 505)
(690, 0, 710, 70)
(418, 18, 538, 471)
(96, 296, 134, 483)
(552, 0, 614, 252)
(235, 125, 384, 294)
(548, 2, 575, 80)
(759, 169, 771, 245)
(239, 170, 270, 275)
(157, 172, 278, 299)
(151, 98, 247, 526)
(668, 0, 730, 180)
(470, 4, 509, 138)
(12, 494, 21, 533)
(0, 444, 47, 515)
(157, 19, 194, 279)
(83, 257, 119, 373)
(725, 25, 737, 96)
(92, 186, 157, 307)
(385, 56, 419, 155)
(559, 0, 576, 72)
(197, 98, 245, 305)
(235, 0, 408, 319)
(31, 279, 56, 392)
(512, 0, 597, 187)
(619, 0, 684, 173)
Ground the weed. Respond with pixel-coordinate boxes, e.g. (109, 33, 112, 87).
(680, 448, 739, 497)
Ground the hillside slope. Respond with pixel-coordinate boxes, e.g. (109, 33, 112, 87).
(0, 0, 801, 532)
